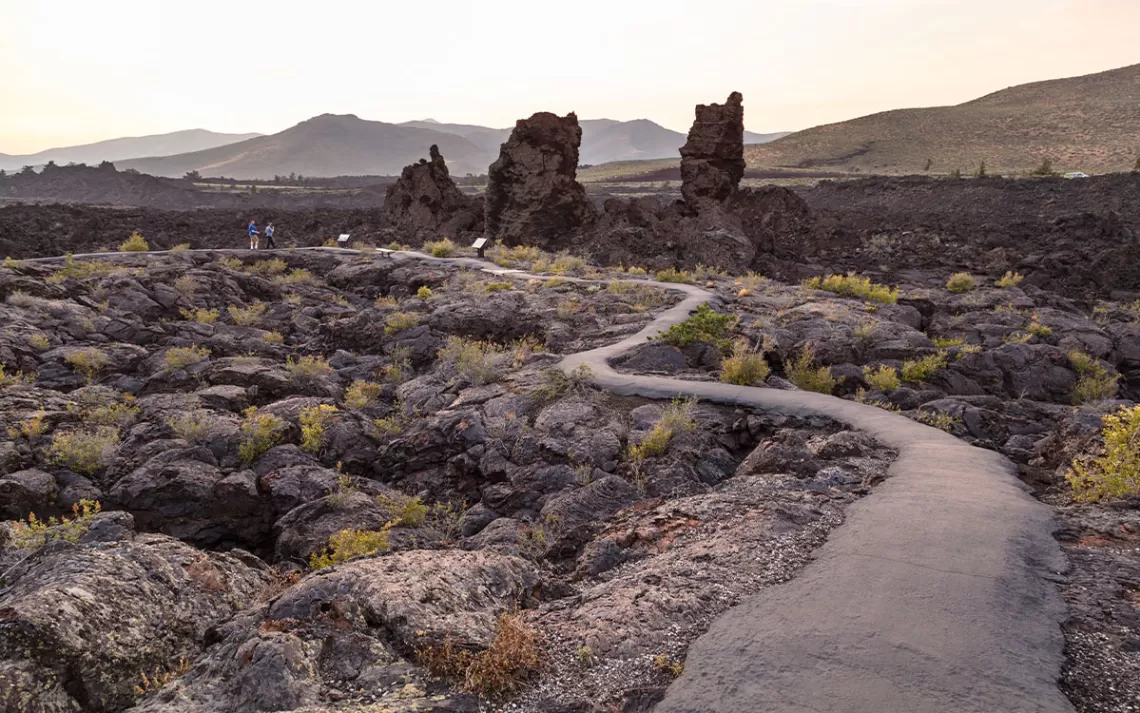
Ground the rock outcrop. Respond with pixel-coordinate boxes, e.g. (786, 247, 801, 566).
(680, 92, 746, 207)
(382, 145, 483, 238)
(484, 112, 596, 250)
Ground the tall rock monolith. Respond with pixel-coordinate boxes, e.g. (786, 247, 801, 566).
(383, 145, 482, 237)
(680, 92, 746, 207)
(484, 112, 596, 250)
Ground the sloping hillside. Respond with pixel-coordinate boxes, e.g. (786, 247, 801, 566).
(0, 130, 261, 172)
(745, 63, 1140, 175)
(116, 115, 494, 179)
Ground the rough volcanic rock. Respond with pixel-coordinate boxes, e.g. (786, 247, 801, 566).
(680, 92, 746, 207)
(484, 112, 596, 250)
(0, 529, 273, 713)
(382, 145, 483, 238)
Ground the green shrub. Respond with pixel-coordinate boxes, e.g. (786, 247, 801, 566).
(309, 524, 392, 569)
(416, 285, 433, 300)
(385, 312, 420, 334)
(720, 338, 769, 386)
(263, 330, 285, 344)
(946, 273, 975, 293)
(863, 365, 901, 391)
(655, 268, 693, 284)
(1026, 319, 1052, 337)
(344, 380, 383, 409)
(238, 406, 285, 463)
(1067, 405, 1140, 501)
(48, 427, 119, 474)
(787, 348, 837, 394)
(164, 344, 211, 371)
(996, 271, 1024, 288)
(437, 336, 506, 385)
(170, 242, 191, 253)
(424, 238, 457, 258)
(914, 410, 959, 432)
(180, 307, 219, 324)
(1069, 351, 1119, 404)
(803, 273, 900, 304)
(11, 500, 102, 548)
(227, 302, 267, 326)
(272, 268, 314, 285)
(901, 352, 948, 383)
(29, 334, 51, 351)
(285, 355, 333, 381)
(488, 245, 544, 268)
(119, 231, 149, 252)
(299, 404, 337, 453)
(218, 256, 243, 270)
(657, 303, 734, 350)
(484, 281, 513, 293)
(65, 348, 109, 383)
(49, 254, 116, 283)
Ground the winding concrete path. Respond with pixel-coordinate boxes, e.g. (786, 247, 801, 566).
(20, 247, 1073, 712)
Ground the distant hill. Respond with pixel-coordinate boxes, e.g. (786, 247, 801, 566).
(0, 129, 262, 172)
(745, 63, 1140, 175)
(401, 119, 789, 167)
(116, 115, 493, 179)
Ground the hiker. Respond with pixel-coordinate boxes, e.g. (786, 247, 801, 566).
(248, 220, 259, 250)
(264, 222, 276, 249)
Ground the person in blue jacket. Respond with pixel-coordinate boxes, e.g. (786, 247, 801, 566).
(247, 220, 259, 250)
(264, 222, 276, 249)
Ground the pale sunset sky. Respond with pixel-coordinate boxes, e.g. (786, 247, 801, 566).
(1, 0, 1137, 154)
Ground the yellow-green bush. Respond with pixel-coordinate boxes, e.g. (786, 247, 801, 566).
(309, 524, 392, 569)
(170, 242, 191, 253)
(931, 336, 965, 348)
(655, 268, 693, 284)
(65, 348, 109, 383)
(376, 493, 429, 527)
(344, 380, 383, 409)
(48, 427, 120, 474)
(946, 273, 975, 293)
(384, 312, 420, 334)
(1069, 350, 1119, 404)
(863, 365, 901, 391)
(299, 404, 338, 453)
(167, 411, 214, 443)
(438, 336, 506, 385)
(720, 338, 769, 386)
(285, 354, 333, 380)
(119, 231, 149, 252)
(416, 285, 433, 300)
(180, 307, 219, 324)
(84, 396, 140, 427)
(29, 334, 50, 351)
(164, 344, 211, 371)
(901, 352, 948, 383)
(424, 238, 457, 258)
(1067, 405, 1140, 501)
(996, 271, 1024, 288)
(246, 258, 288, 275)
(787, 348, 837, 394)
(238, 406, 285, 462)
(227, 302, 267, 326)
(803, 273, 900, 304)
(629, 397, 696, 461)
(11, 500, 102, 548)
(0, 364, 35, 386)
(262, 330, 285, 344)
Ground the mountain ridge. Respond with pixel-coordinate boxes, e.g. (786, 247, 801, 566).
(0, 129, 262, 172)
(745, 63, 1140, 174)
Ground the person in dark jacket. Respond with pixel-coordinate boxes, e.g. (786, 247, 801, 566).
(264, 222, 276, 249)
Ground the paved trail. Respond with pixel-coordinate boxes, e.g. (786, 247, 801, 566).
(28, 247, 1073, 712)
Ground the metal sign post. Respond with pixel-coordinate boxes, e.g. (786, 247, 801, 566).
(337, 234, 351, 247)
(471, 237, 488, 259)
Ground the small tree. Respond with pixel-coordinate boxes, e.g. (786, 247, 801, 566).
(183, 170, 201, 181)
(974, 162, 987, 178)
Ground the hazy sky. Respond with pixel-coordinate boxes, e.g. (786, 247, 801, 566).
(1, 0, 1137, 154)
